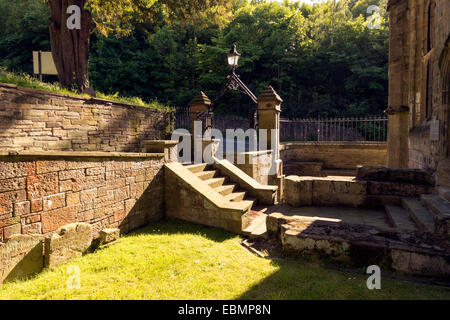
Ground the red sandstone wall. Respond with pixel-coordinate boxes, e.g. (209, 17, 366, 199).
(0, 83, 173, 153)
(0, 152, 165, 242)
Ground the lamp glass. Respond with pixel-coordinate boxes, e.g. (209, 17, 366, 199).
(227, 53, 239, 67)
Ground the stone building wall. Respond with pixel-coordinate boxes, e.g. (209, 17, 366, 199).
(0, 83, 174, 153)
(0, 152, 165, 242)
(387, 0, 450, 187)
(280, 142, 387, 170)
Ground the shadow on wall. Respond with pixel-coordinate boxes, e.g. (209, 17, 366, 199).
(118, 169, 166, 235)
(2, 241, 43, 283)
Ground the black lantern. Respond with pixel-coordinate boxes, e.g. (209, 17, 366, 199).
(227, 44, 241, 71)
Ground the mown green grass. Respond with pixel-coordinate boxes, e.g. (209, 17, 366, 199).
(0, 67, 171, 111)
(0, 220, 449, 300)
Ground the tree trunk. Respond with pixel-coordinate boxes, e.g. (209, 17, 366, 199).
(48, 0, 91, 92)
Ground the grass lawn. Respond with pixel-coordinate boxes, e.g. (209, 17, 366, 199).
(0, 220, 449, 300)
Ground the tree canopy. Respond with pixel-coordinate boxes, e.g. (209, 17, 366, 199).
(0, 0, 389, 118)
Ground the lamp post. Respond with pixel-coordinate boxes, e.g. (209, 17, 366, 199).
(211, 44, 258, 129)
(227, 44, 241, 73)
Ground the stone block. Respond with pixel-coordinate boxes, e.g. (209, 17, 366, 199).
(59, 169, 85, 181)
(99, 228, 120, 245)
(0, 161, 35, 180)
(390, 249, 450, 277)
(14, 201, 31, 216)
(285, 176, 313, 207)
(367, 181, 432, 196)
(44, 223, 93, 269)
(281, 228, 350, 257)
(41, 205, 79, 233)
(356, 166, 435, 186)
(31, 199, 43, 213)
(43, 193, 66, 211)
(0, 177, 26, 193)
(26, 173, 59, 200)
(312, 179, 367, 207)
(22, 222, 42, 235)
(0, 234, 44, 284)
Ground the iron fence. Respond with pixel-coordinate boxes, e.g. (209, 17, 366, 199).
(175, 107, 251, 132)
(280, 116, 388, 142)
(175, 108, 388, 143)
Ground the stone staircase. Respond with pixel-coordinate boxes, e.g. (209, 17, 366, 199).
(185, 163, 256, 210)
(384, 193, 450, 238)
(185, 163, 273, 239)
(164, 161, 278, 235)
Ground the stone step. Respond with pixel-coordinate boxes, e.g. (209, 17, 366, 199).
(185, 163, 207, 173)
(402, 198, 435, 233)
(214, 184, 236, 196)
(195, 170, 217, 181)
(322, 169, 356, 177)
(225, 192, 246, 202)
(206, 177, 226, 188)
(240, 200, 255, 209)
(242, 214, 267, 239)
(385, 205, 417, 231)
(245, 197, 258, 205)
(421, 194, 450, 216)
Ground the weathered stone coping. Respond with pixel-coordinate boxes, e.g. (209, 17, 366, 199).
(164, 162, 251, 212)
(0, 82, 172, 112)
(280, 141, 387, 149)
(0, 150, 165, 159)
(212, 158, 278, 205)
(145, 140, 179, 153)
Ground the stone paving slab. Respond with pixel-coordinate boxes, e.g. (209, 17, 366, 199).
(385, 205, 417, 231)
(255, 204, 390, 230)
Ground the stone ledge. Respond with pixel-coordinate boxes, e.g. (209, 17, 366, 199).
(145, 140, 179, 153)
(212, 158, 278, 205)
(0, 151, 165, 159)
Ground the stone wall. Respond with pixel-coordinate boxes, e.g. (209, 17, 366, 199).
(280, 142, 387, 170)
(0, 83, 174, 153)
(387, 0, 450, 187)
(285, 167, 435, 208)
(0, 151, 165, 242)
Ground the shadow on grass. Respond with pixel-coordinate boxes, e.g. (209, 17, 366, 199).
(122, 218, 237, 243)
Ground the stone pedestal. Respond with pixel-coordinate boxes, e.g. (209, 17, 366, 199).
(257, 86, 284, 196)
(385, 106, 410, 168)
(189, 92, 213, 163)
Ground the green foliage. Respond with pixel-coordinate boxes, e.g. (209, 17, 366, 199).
(0, 0, 389, 118)
(0, 0, 50, 74)
(0, 67, 84, 96)
(0, 67, 170, 111)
